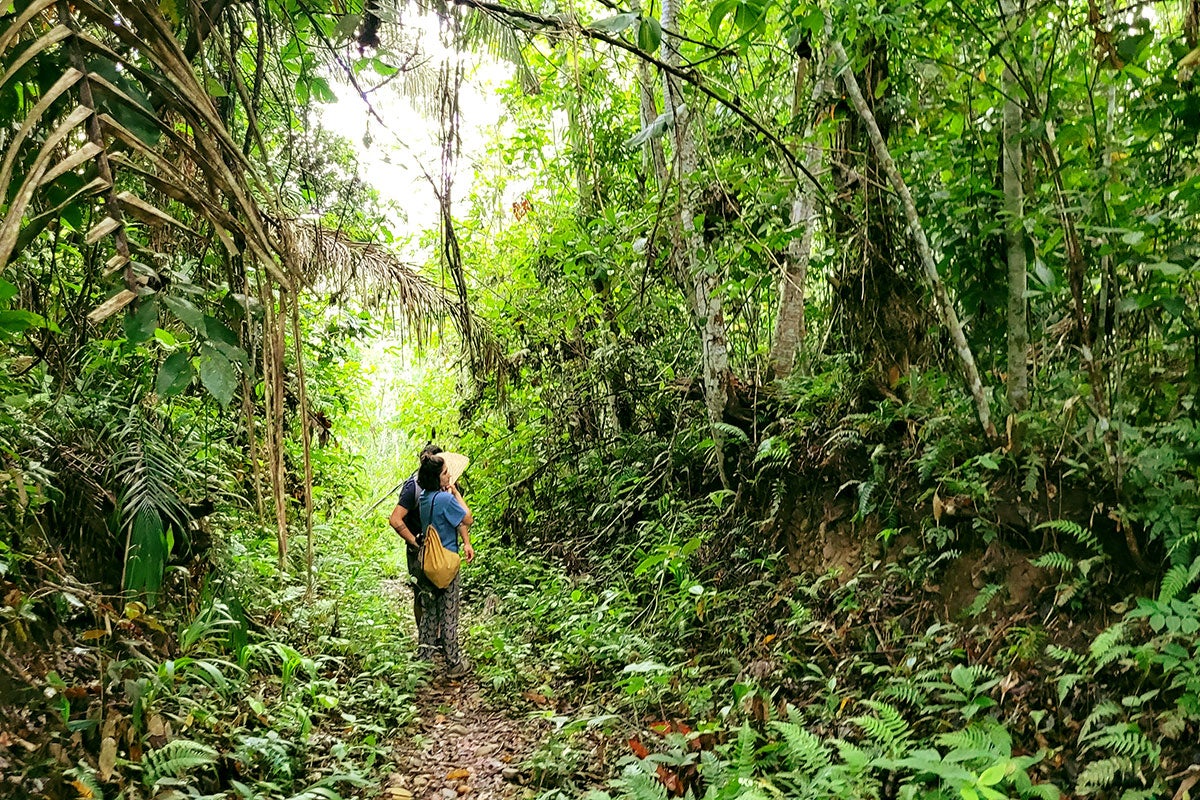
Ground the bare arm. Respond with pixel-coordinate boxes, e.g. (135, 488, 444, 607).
(450, 485, 475, 562)
(388, 505, 418, 547)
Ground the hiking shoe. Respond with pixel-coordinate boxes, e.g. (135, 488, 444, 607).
(445, 661, 471, 679)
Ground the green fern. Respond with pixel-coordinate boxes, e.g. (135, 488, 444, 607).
(1057, 672, 1083, 704)
(965, 583, 1003, 617)
(713, 421, 751, 446)
(235, 732, 294, 781)
(64, 762, 104, 800)
(1035, 519, 1102, 554)
(934, 719, 1009, 756)
(1083, 724, 1158, 761)
(918, 435, 956, 483)
(142, 738, 218, 785)
(1078, 701, 1122, 741)
(1089, 623, 1128, 669)
(1158, 554, 1200, 603)
(1075, 756, 1132, 793)
(768, 718, 830, 774)
(1031, 552, 1073, 571)
(851, 700, 911, 756)
(733, 722, 758, 781)
(1046, 644, 1085, 666)
(754, 436, 792, 468)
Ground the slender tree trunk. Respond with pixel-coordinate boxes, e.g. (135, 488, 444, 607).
(663, 0, 733, 487)
(827, 24, 996, 439)
(636, 0, 667, 187)
(1002, 0, 1029, 424)
(770, 49, 831, 379)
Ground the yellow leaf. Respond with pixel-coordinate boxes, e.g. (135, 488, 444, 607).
(446, 768, 470, 780)
(124, 601, 146, 620)
(70, 779, 93, 799)
(81, 629, 108, 640)
(762, 634, 776, 646)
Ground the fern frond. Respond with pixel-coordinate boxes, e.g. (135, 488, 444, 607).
(713, 421, 751, 446)
(1089, 623, 1128, 669)
(1035, 519, 1102, 554)
(768, 720, 830, 774)
(64, 762, 105, 800)
(753, 436, 792, 468)
(734, 722, 758, 780)
(1078, 701, 1122, 742)
(142, 738, 218, 785)
(1057, 673, 1083, 704)
(1074, 756, 1131, 793)
(851, 700, 910, 755)
(935, 720, 1009, 757)
(1031, 552, 1073, 571)
(1046, 644, 1084, 666)
(1158, 555, 1200, 603)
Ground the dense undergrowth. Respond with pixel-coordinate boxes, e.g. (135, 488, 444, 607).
(0, 320, 442, 800)
(447, 357, 1200, 800)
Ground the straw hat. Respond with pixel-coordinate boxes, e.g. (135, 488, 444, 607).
(439, 451, 470, 486)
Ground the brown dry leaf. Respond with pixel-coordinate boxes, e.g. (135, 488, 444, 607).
(384, 788, 414, 800)
(81, 629, 108, 641)
(521, 690, 548, 706)
(99, 736, 117, 781)
(69, 779, 94, 799)
(446, 767, 470, 780)
(1172, 771, 1199, 800)
(456, 786, 471, 795)
(147, 715, 166, 737)
(932, 492, 944, 524)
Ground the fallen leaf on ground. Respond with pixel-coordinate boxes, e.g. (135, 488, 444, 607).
(446, 768, 470, 780)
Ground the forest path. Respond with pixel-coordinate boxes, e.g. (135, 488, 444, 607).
(380, 579, 548, 800)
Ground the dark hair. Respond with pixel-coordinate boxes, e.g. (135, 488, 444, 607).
(417, 456, 444, 492)
(420, 444, 443, 459)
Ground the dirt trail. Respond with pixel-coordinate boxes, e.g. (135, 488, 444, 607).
(381, 579, 546, 800)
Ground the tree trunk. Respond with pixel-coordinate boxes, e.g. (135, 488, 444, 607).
(636, 0, 667, 187)
(770, 49, 831, 379)
(663, 0, 733, 486)
(1002, 0, 1029, 423)
(827, 23, 996, 439)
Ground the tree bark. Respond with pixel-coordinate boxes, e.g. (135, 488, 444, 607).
(663, 0, 732, 486)
(1002, 0, 1029, 422)
(827, 24, 996, 439)
(636, 0, 667, 187)
(770, 49, 831, 379)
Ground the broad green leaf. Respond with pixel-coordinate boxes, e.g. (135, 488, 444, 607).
(156, 351, 192, 397)
(205, 76, 228, 97)
(637, 17, 662, 52)
(0, 279, 16, 306)
(0, 309, 44, 335)
(333, 13, 361, 41)
(199, 345, 237, 406)
(978, 763, 1008, 786)
(163, 295, 206, 336)
(589, 12, 638, 33)
(310, 76, 337, 103)
(709, 0, 737, 34)
(124, 299, 158, 344)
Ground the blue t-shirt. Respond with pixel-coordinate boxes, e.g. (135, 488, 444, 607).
(418, 489, 467, 554)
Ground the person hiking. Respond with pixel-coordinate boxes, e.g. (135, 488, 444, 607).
(415, 453, 475, 676)
(388, 444, 443, 627)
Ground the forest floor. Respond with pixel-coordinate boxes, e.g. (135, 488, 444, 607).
(380, 579, 548, 800)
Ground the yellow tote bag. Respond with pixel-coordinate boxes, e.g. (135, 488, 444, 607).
(420, 493, 461, 589)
